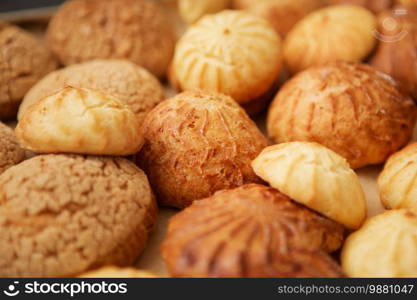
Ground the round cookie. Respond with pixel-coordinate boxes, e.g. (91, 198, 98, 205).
(283, 5, 376, 74)
(137, 90, 268, 208)
(328, 0, 393, 13)
(18, 59, 165, 124)
(342, 210, 417, 277)
(0, 22, 57, 120)
(46, 0, 175, 78)
(378, 143, 417, 210)
(232, 0, 325, 37)
(0, 122, 25, 174)
(252, 142, 367, 229)
(79, 266, 157, 278)
(170, 10, 282, 114)
(179, 0, 231, 24)
(267, 62, 417, 169)
(370, 6, 417, 99)
(162, 184, 345, 278)
(16, 86, 143, 156)
(0, 154, 157, 277)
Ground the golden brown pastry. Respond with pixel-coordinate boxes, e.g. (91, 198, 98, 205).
(396, 0, 417, 6)
(378, 143, 417, 210)
(18, 59, 165, 124)
(162, 184, 345, 278)
(328, 0, 393, 13)
(0, 122, 25, 175)
(0, 154, 157, 277)
(370, 6, 417, 99)
(342, 210, 417, 277)
(0, 22, 57, 120)
(232, 0, 325, 37)
(46, 0, 175, 78)
(283, 5, 377, 74)
(170, 10, 282, 114)
(79, 266, 157, 278)
(267, 62, 417, 169)
(16, 86, 143, 156)
(179, 0, 231, 24)
(252, 142, 366, 229)
(137, 90, 268, 208)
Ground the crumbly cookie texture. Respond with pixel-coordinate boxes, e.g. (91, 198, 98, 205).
(267, 62, 417, 169)
(0, 154, 157, 277)
(170, 10, 282, 110)
(16, 86, 143, 156)
(232, 0, 325, 37)
(342, 210, 417, 277)
(46, 0, 175, 78)
(378, 143, 417, 210)
(162, 184, 345, 278)
(0, 22, 57, 120)
(283, 5, 376, 74)
(79, 266, 157, 278)
(252, 142, 366, 229)
(137, 90, 268, 208)
(18, 59, 165, 124)
(0, 122, 25, 174)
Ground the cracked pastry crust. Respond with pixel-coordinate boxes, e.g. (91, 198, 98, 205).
(169, 10, 282, 109)
(267, 62, 417, 169)
(370, 6, 417, 99)
(378, 143, 417, 210)
(18, 59, 165, 124)
(137, 90, 268, 208)
(161, 184, 345, 278)
(16, 86, 143, 156)
(232, 0, 325, 37)
(46, 0, 175, 78)
(283, 5, 376, 74)
(0, 122, 25, 175)
(79, 266, 157, 278)
(342, 210, 417, 277)
(0, 154, 157, 277)
(0, 22, 57, 120)
(252, 142, 367, 229)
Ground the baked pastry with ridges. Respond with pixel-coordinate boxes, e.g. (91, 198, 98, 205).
(283, 5, 376, 74)
(18, 59, 165, 123)
(0, 154, 157, 277)
(16, 86, 143, 156)
(170, 10, 282, 113)
(0, 122, 25, 175)
(0, 22, 57, 120)
(342, 210, 417, 277)
(162, 184, 345, 278)
(137, 90, 268, 208)
(378, 143, 417, 210)
(267, 62, 417, 169)
(46, 0, 175, 78)
(252, 142, 366, 229)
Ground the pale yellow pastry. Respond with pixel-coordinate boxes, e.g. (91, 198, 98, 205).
(252, 142, 366, 229)
(16, 86, 143, 156)
(342, 210, 417, 277)
(233, 0, 325, 37)
(179, 0, 230, 24)
(79, 266, 157, 278)
(283, 5, 377, 74)
(378, 143, 417, 210)
(267, 62, 417, 169)
(170, 10, 282, 112)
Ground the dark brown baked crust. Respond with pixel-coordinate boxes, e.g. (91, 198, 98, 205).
(46, 0, 175, 78)
(267, 61, 417, 169)
(137, 90, 268, 208)
(161, 184, 345, 278)
(0, 154, 157, 277)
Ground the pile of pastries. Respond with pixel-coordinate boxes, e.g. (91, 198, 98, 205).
(1, 0, 417, 278)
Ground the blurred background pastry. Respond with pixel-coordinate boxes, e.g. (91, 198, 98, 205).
(178, 0, 231, 24)
(328, 0, 393, 13)
(79, 266, 158, 278)
(267, 62, 416, 169)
